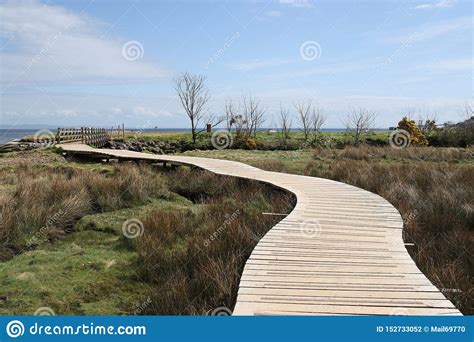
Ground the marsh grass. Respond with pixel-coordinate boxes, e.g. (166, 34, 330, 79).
(0, 161, 295, 315)
(0, 164, 168, 260)
(137, 169, 295, 314)
(313, 145, 473, 162)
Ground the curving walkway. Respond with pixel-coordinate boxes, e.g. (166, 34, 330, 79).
(59, 144, 461, 316)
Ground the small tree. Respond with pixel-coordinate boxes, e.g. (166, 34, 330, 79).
(242, 93, 266, 137)
(310, 105, 326, 135)
(174, 72, 210, 144)
(294, 100, 312, 141)
(397, 116, 428, 146)
(279, 105, 291, 146)
(464, 101, 474, 120)
(225, 93, 266, 138)
(345, 107, 376, 144)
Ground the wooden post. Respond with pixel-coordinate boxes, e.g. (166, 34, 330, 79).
(122, 123, 125, 137)
(81, 127, 84, 143)
(57, 128, 61, 144)
(206, 123, 212, 133)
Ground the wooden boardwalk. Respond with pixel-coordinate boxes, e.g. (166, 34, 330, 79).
(59, 143, 461, 316)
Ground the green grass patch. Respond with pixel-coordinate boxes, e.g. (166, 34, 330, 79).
(0, 197, 193, 315)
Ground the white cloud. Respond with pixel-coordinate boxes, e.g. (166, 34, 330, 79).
(264, 10, 282, 17)
(384, 16, 472, 44)
(278, 63, 367, 78)
(279, 0, 314, 8)
(0, 92, 179, 127)
(1, 89, 468, 128)
(418, 58, 473, 72)
(132, 106, 172, 117)
(228, 59, 291, 71)
(0, 1, 167, 85)
(415, 0, 456, 10)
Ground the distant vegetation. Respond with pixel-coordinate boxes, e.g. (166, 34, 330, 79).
(110, 115, 473, 155)
(168, 72, 473, 150)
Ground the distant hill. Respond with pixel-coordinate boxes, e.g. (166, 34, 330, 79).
(0, 124, 57, 130)
(449, 116, 474, 128)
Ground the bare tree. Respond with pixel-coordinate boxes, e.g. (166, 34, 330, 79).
(173, 72, 210, 143)
(224, 93, 266, 138)
(294, 100, 313, 141)
(310, 105, 326, 135)
(279, 104, 291, 146)
(295, 100, 327, 141)
(417, 113, 438, 135)
(225, 99, 245, 135)
(242, 93, 266, 137)
(464, 100, 474, 120)
(195, 113, 225, 134)
(345, 107, 377, 144)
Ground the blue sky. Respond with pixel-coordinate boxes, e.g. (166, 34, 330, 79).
(0, 0, 472, 128)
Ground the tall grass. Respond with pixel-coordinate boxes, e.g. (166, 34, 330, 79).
(313, 145, 473, 162)
(0, 164, 168, 260)
(299, 148, 473, 314)
(136, 169, 295, 314)
(0, 163, 295, 315)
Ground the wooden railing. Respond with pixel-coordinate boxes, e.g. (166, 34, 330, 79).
(56, 127, 109, 147)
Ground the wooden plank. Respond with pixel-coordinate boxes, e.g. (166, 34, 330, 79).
(232, 302, 461, 316)
(236, 294, 457, 309)
(237, 287, 449, 300)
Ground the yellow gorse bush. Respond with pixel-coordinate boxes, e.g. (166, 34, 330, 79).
(397, 116, 428, 146)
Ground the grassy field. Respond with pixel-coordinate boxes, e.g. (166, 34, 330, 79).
(0, 142, 472, 315)
(0, 156, 294, 315)
(117, 129, 391, 146)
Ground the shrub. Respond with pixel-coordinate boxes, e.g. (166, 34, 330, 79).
(397, 116, 428, 146)
(428, 127, 474, 148)
(233, 136, 261, 150)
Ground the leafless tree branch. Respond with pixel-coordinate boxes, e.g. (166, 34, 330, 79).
(173, 72, 210, 143)
(344, 107, 377, 144)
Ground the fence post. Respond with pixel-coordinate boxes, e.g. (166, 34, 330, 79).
(81, 127, 84, 143)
